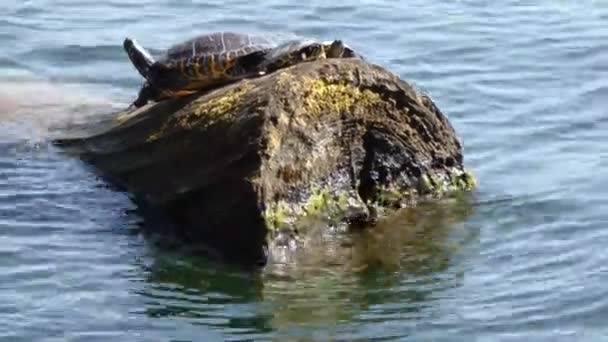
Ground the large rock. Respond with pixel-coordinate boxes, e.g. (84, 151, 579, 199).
(54, 58, 476, 265)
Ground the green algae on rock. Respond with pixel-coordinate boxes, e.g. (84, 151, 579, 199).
(53, 58, 475, 265)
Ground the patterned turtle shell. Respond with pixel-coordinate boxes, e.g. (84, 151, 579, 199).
(123, 31, 275, 106)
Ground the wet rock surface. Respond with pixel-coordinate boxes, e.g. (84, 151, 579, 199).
(54, 58, 476, 265)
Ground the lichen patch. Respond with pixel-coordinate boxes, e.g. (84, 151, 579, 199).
(146, 83, 252, 142)
(302, 78, 381, 116)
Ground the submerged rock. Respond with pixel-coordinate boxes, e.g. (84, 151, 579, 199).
(54, 58, 476, 265)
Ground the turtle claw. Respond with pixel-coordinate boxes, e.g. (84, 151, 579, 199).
(126, 102, 137, 111)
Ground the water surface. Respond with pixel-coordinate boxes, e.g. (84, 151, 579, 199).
(1, 1, 608, 340)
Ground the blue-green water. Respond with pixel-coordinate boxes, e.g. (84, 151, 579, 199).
(2, 1, 608, 341)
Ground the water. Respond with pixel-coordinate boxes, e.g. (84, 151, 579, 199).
(1, 1, 607, 340)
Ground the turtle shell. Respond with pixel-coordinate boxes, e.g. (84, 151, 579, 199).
(161, 32, 274, 62)
(125, 31, 280, 107)
(148, 32, 275, 91)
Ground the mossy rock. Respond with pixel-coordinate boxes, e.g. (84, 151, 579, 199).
(54, 58, 476, 265)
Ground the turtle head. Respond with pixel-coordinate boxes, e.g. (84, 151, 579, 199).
(264, 40, 326, 72)
(322, 40, 361, 59)
(123, 37, 156, 81)
(323, 40, 346, 58)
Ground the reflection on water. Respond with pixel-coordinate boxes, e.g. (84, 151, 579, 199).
(136, 249, 270, 339)
(135, 195, 476, 340)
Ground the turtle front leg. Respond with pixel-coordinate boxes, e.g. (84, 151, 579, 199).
(132, 82, 156, 107)
(132, 82, 192, 108)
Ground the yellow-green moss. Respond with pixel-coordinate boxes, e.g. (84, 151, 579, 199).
(302, 78, 381, 116)
(263, 169, 476, 246)
(303, 185, 332, 215)
(264, 201, 292, 231)
(445, 168, 477, 193)
(463, 169, 477, 190)
(415, 168, 477, 199)
(263, 185, 360, 235)
(374, 186, 412, 208)
(191, 83, 252, 119)
(304, 185, 364, 220)
(419, 174, 435, 195)
(147, 84, 252, 142)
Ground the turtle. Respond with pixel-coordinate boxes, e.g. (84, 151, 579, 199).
(123, 31, 275, 107)
(258, 38, 362, 73)
(123, 32, 362, 107)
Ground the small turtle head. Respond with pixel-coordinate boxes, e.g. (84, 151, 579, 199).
(322, 40, 360, 59)
(265, 40, 327, 72)
(324, 40, 346, 58)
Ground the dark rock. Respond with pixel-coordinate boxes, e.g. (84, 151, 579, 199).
(53, 58, 476, 265)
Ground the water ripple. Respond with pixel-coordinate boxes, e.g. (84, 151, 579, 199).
(1, 0, 608, 340)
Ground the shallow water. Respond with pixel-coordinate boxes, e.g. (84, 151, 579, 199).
(2, 1, 608, 340)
